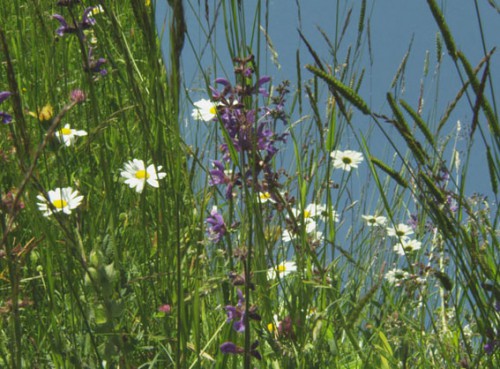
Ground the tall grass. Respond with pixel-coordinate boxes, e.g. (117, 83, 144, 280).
(0, 0, 498, 368)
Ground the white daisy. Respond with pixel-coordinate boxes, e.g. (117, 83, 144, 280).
(386, 223, 414, 239)
(267, 261, 297, 280)
(291, 204, 339, 223)
(120, 159, 167, 193)
(37, 187, 84, 217)
(330, 149, 364, 171)
(55, 124, 87, 146)
(258, 191, 275, 203)
(281, 228, 296, 242)
(281, 219, 318, 243)
(191, 98, 218, 122)
(393, 239, 422, 256)
(385, 268, 409, 285)
(361, 214, 387, 227)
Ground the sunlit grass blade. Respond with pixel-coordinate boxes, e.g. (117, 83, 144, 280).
(306, 64, 371, 115)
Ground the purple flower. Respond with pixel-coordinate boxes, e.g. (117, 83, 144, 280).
(209, 161, 240, 199)
(52, 7, 96, 37)
(484, 341, 499, 355)
(52, 14, 74, 37)
(225, 289, 245, 332)
(206, 206, 227, 243)
(85, 47, 107, 76)
(219, 340, 261, 360)
(0, 92, 12, 124)
(70, 89, 86, 103)
(81, 7, 96, 29)
(220, 342, 244, 355)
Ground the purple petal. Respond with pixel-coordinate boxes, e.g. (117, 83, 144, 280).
(220, 342, 243, 355)
(0, 91, 12, 103)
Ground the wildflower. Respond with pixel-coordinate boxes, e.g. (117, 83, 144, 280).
(267, 261, 297, 280)
(484, 340, 499, 355)
(206, 206, 226, 243)
(92, 5, 104, 15)
(362, 214, 387, 227)
(385, 268, 409, 286)
(281, 217, 318, 242)
(37, 187, 83, 217)
(301, 203, 339, 222)
(55, 124, 87, 146)
(225, 289, 245, 332)
(146, 0, 151, 6)
(70, 89, 86, 103)
(393, 239, 422, 256)
(191, 98, 218, 121)
(330, 149, 364, 171)
(278, 315, 297, 340)
(29, 104, 53, 121)
(258, 191, 275, 203)
(208, 160, 240, 199)
(386, 223, 414, 240)
(52, 7, 95, 37)
(267, 314, 280, 334)
(158, 304, 171, 314)
(120, 159, 166, 193)
(81, 7, 97, 29)
(0, 91, 12, 124)
(220, 340, 261, 360)
(224, 289, 261, 333)
(52, 14, 74, 37)
(85, 47, 107, 76)
(220, 342, 244, 355)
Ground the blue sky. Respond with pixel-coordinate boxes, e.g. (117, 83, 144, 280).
(156, 0, 499, 198)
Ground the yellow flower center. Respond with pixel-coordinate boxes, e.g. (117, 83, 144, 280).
(135, 170, 150, 179)
(260, 192, 271, 200)
(342, 157, 352, 164)
(303, 210, 311, 218)
(396, 230, 405, 237)
(60, 127, 72, 135)
(52, 199, 68, 209)
(277, 265, 287, 272)
(209, 106, 217, 115)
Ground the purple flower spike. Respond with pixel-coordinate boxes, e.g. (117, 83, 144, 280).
(206, 206, 227, 243)
(220, 342, 244, 355)
(215, 78, 231, 87)
(81, 7, 97, 29)
(0, 91, 12, 124)
(53, 14, 72, 36)
(85, 48, 107, 76)
(0, 92, 12, 103)
(0, 112, 12, 124)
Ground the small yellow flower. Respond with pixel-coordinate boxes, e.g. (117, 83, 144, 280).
(145, 0, 151, 6)
(29, 104, 53, 121)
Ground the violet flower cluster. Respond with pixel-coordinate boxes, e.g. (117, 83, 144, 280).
(220, 289, 261, 360)
(205, 206, 227, 243)
(224, 289, 260, 333)
(0, 92, 12, 124)
(52, 3, 107, 77)
(53, 6, 95, 37)
(206, 55, 289, 200)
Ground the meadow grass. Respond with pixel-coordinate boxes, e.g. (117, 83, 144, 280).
(0, 0, 498, 368)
